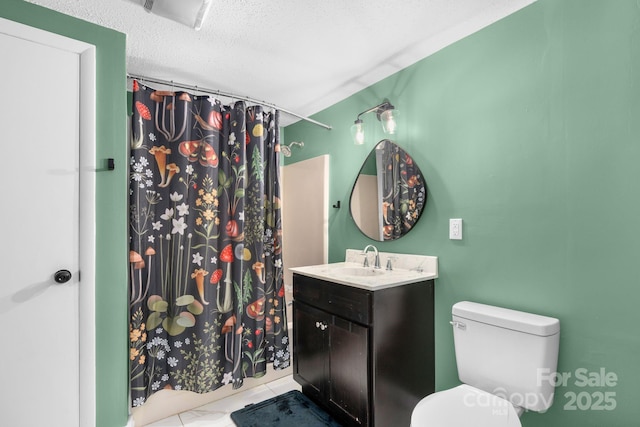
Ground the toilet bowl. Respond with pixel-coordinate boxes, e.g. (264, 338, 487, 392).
(411, 384, 521, 427)
(411, 301, 560, 427)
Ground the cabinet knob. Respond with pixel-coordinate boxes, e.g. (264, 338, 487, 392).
(315, 321, 328, 330)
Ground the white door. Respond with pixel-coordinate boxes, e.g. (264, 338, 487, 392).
(0, 26, 83, 426)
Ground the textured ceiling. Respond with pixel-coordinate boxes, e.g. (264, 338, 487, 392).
(27, 0, 535, 126)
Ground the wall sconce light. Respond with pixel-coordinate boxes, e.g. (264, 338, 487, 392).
(350, 99, 400, 145)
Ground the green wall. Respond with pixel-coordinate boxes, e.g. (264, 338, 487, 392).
(285, 1, 640, 426)
(0, 1, 128, 426)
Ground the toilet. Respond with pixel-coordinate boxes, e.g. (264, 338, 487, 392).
(411, 301, 560, 426)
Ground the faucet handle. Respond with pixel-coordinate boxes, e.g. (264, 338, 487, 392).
(385, 255, 398, 271)
(360, 252, 370, 267)
(374, 253, 381, 269)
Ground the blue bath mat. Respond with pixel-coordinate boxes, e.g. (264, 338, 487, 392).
(230, 390, 343, 427)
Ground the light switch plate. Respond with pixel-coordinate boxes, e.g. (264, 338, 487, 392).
(449, 218, 463, 240)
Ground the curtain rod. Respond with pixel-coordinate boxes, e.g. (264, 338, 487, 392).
(127, 73, 332, 131)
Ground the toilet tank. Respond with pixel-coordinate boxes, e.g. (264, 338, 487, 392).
(451, 301, 560, 413)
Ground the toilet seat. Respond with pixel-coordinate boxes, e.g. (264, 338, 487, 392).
(411, 384, 522, 427)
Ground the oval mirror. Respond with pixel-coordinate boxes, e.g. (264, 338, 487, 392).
(350, 140, 427, 241)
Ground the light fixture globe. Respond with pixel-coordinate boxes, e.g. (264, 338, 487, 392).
(351, 119, 365, 145)
(378, 106, 399, 135)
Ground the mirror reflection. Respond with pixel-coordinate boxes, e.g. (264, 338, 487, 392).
(350, 140, 427, 241)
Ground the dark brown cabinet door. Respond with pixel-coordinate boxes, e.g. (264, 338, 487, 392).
(328, 315, 369, 426)
(293, 301, 328, 401)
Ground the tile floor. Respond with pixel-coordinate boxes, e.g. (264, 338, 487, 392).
(144, 375, 302, 427)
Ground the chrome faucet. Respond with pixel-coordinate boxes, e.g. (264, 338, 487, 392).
(362, 244, 381, 269)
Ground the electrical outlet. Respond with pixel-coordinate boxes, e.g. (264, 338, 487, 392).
(449, 218, 463, 240)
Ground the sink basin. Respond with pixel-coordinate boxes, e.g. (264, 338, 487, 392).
(333, 267, 386, 277)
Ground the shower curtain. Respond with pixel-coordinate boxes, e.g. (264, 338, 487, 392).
(129, 81, 289, 406)
(376, 140, 426, 240)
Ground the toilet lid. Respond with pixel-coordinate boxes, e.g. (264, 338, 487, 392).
(411, 385, 522, 427)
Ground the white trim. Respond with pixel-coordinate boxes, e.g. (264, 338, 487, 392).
(0, 17, 97, 427)
(79, 42, 97, 427)
(321, 155, 330, 264)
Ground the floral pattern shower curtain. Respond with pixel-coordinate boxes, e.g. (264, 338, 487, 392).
(377, 140, 426, 240)
(129, 81, 289, 407)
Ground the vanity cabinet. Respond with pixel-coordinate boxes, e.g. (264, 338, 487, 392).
(293, 273, 434, 427)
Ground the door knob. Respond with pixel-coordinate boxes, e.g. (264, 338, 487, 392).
(54, 269, 72, 284)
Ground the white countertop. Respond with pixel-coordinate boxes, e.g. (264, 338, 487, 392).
(290, 261, 437, 291)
